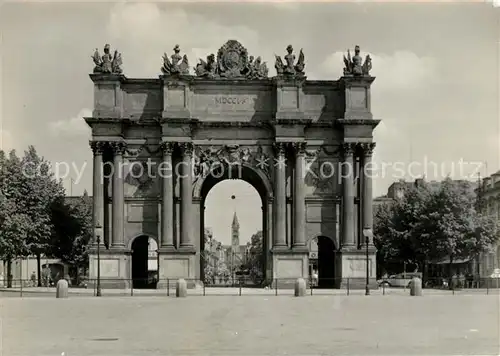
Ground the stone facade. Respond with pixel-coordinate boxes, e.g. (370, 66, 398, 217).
(86, 40, 380, 288)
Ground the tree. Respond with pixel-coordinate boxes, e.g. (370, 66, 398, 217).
(20, 146, 65, 286)
(374, 182, 434, 275)
(49, 192, 93, 283)
(374, 178, 499, 283)
(425, 179, 499, 283)
(242, 230, 264, 284)
(0, 150, 31, 287)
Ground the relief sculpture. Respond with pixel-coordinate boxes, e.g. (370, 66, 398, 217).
(304, 146, 337, 194)
(123, 160, 159, 197)
(193, 144, 271, 183)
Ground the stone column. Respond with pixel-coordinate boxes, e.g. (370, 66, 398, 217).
(90, 141, 105, 244)
(292, 142, 307, 248)
(160, 142, 175, 248)
(361, 143, 376, 231)
(111, 141, 126, 248)
(273, 142, 287, 248)
(341, 143, 356, 247)
(180, 142, 194, 248)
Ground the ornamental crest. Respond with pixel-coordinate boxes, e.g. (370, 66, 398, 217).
(194, 40, 269, 80)
(217, 40, 247, 78)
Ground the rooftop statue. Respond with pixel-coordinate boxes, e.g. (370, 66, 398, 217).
(343, 45, 372, 76)
(92, 44, 123, 74)
(274, 45, 305, 79)
(194, 40, 269, 80)
(161, 44, 189, 76)
(195, 54, 217, 78)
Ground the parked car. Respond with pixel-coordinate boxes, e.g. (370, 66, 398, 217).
(490, 268, 500, 279)
(377, 272, 423, 288)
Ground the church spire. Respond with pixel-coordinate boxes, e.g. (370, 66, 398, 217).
(232, 211, 239, 230)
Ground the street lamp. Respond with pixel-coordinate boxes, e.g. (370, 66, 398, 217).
(363, 228, 373, 296)
(95, 222, 103, 297)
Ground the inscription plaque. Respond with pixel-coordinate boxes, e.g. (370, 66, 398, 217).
(215, 96, 249, 105)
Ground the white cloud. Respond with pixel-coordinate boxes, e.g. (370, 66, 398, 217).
(105, 3, 263, 78)
(0, 129, 14, 152)
(317, 50, 437, 91)
(49, 108, 92, 136)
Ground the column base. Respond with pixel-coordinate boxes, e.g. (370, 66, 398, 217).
(88, 248, 131, 290)
(158, 247, 196, 286)
(337, 247, 377, 290)
(272, 248, 309, 288)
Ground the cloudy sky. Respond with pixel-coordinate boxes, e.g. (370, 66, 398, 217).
(1, 1, 499, 244)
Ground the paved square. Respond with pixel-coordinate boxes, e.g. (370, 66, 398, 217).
(1, 294, 499, 356)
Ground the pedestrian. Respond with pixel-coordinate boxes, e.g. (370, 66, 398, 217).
(30, 271, 36, 287)
(312, 269, 319, 287)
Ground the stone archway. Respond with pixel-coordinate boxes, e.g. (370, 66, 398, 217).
(130, 235, 158, 289)
(86, 39, 380, 289)
(197, 162, 272, 285)
(309, 235, 338, 288)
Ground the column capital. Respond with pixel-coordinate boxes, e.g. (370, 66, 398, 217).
(160, 142, 175, 155)
(109, 141, 127, 155)
(359, 142, 376, 157)
(179, 142, 194, 156)
(273, 142, 287, 156)
(89, 141, 107, 154)
(341, 142, 356, 157)
(291, 142, 307, 156)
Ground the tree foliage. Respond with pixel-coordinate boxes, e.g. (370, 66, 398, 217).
(0, 150, 32, 261)
(242, 230, 265, 284)
(0, 147, 90, 284)
(374, 178, 499, 277)
(49, 191, 93, 274)
(20, 146, 65, 259)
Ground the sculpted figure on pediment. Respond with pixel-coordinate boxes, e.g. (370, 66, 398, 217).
(162, 44, 189, 76)
(195, 54, 217, 78)
(343, 45, 372, 77)
(275, 44, 305, 79)
(92, 44, 123, 74)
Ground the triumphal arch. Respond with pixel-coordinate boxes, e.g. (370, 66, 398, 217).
(86, 40, 379, 289)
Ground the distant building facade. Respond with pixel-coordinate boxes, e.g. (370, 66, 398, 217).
(477, 171, 500, 277)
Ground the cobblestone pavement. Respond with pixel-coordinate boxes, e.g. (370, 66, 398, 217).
(2, 293, 499, 356)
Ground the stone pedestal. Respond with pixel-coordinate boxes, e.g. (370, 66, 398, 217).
(410, 277, 423, 296)
(157, 248, 196, 288)
(56, 279, 69, 298)
(272, 249, 309, 288)
(338, 248, 377, 289)
(88, 248, 131, 289)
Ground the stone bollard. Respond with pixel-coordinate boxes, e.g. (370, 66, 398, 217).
(410, 277, 422, 296)
(56, 279, 69, 299)
(294, 278, 306, 297)
(176, 278, 187, 298)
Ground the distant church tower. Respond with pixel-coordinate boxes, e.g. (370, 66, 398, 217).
(231, 211, 240, 255)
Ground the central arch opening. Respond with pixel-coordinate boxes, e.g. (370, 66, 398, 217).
(199, 164, 269, 287)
